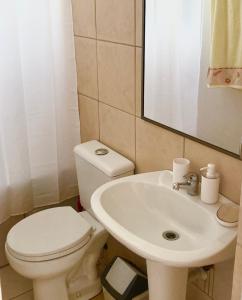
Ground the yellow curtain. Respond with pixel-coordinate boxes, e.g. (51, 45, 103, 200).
(208, 0, 242, 89)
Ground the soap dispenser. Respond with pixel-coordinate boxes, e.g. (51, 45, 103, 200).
(200, 163, 220, 204)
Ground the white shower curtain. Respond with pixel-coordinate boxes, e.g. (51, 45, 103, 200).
(0, 0, 80, 223)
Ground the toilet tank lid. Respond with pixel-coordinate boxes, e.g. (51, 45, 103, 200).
(74, 140, 135, 177)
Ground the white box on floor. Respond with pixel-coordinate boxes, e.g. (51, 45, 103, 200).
(101, 257, 148, 300)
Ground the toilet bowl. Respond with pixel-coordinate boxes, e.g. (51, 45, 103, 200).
(6, 207, 108, 300)
(5, 141, 134, 300)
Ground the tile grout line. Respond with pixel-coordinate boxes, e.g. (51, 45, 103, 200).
(191, 282, 213, 299)
(78, 92, 98, 102)
(94, 0, 101, 141)
(183, 137, 186, 158)
(206, 268, 210, 295)
(9, 289, 33, 300)
(134, 0, 137, 166)
(203, 276, 206, 294)
(74, 34, 141, 49)
(98, 101, 136, 118)
(192, 278, 206, 294)
(0, 263, 9, 269)
(134, 0, 137, 46)
(97, 85, 101, 139)
(77, 93, 137, 119)
(211, 267, 215, 298)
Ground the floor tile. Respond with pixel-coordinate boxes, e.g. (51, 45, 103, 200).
(0, 266, 32, 300)
(91, 292, 104, 300)
(12, 290, 33, 300)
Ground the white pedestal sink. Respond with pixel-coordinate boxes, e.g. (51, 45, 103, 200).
(147, 260, 188, 300)
(91, 171, 237, 300)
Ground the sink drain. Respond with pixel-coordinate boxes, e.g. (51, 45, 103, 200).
(162, 231, 180, 241)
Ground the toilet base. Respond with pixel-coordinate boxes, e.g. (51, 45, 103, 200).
(68, 276, 102, 300)
(33, 274, 69, 300)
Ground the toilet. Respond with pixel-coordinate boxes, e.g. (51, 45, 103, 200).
(5, 140, 134, 300)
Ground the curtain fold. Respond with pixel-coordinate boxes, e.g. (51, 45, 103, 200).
(208, 0, 242, 88)
(0, 0, 80, 224)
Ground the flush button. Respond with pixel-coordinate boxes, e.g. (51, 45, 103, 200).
(95, 148, 109, 156)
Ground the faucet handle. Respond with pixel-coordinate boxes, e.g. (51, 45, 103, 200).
(183, 172, 199, 183)
(184, 172, 199, 196)
(172, 172, 199, 196)
(172, 182, 180, 190)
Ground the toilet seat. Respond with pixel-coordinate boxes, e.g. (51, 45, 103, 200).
(6, 207, 92, 262)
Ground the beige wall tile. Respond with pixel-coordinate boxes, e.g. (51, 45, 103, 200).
(79, 95, 99, 143)
(136, 47, 142, 117)
(136, 118, 184, 173)
(97, 41, 135, 114)
(75, 37, 98, 99)
(184, 139, 242, 204)
(186, 283, 211, 300)
(136, 0, 143, 47)
(237, 211, 242, 247)
(236, 183, 242, 245)
(71, 0, 96, 38)
(232, 245, 242, 300)
(99, 103, 135, 161)
(0, 215, 24, 266)
(213, 259, 234, 300)
(96, 0, 135, 45)
(71, 3, 242, 299)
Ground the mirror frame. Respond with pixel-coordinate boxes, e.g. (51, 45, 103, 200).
(141, 0, 241, 160)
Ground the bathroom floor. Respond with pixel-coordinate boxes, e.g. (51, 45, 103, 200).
(0, 265, 104, 300)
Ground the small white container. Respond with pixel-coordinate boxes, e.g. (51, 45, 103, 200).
(172, 158, 190, 183)
(200, 163, 220, 204)
(216, 204, 239, 227)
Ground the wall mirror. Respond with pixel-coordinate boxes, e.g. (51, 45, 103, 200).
(143, 0, 242, 159)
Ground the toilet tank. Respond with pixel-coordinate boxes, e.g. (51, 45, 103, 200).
(74, 140, 134, 213)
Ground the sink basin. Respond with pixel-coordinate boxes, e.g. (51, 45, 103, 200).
(91, 171, 237, 300)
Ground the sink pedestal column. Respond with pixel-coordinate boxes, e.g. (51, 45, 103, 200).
(146, 260, 188, 300)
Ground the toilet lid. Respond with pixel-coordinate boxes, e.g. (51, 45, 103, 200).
(6, 207, 92, 260)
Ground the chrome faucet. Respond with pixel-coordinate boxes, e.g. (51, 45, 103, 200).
(172, 173, 199, 196)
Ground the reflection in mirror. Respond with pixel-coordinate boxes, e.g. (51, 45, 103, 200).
(143, 0, 242, 156)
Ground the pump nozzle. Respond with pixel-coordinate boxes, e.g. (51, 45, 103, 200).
(200, 163, 218, 179)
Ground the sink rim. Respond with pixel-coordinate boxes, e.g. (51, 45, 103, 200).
(91, 171, 237, 267)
